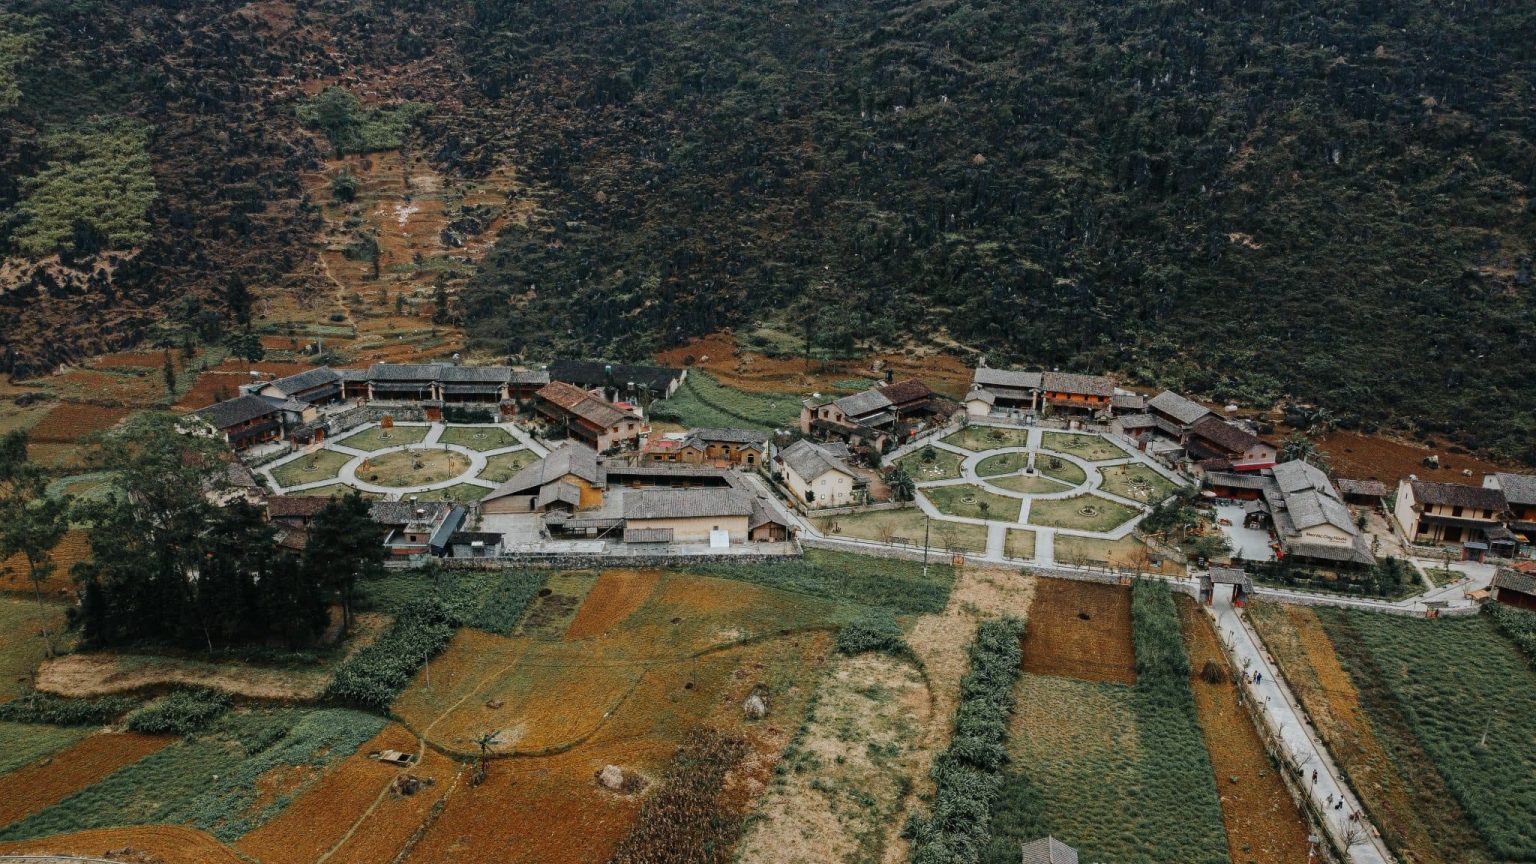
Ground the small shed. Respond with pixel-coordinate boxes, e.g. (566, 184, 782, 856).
(1491, 568, 1536, 612)
(1020, 836, 1078, 864)
(1337, 478, 1389, 507)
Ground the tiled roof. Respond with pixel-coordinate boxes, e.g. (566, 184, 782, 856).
(624, 488, 753, 520)
(267, 496, 331, 519)
(682, 427, 768, 447)
(1111, 393, 1146, 411)
(877, 379, 934, 405)
(1041, 371, 1114, 397)
(1148, 390, 1212, 425)
(1410, 479, 1506, 511)
(749, 498, 785, 530)
(367, 363, 443, 382)
(438, 365, 511, 383)
(195, 394, 281, 430)
(1270, 460, 1357, 535)
(483, 443, 604, 500)
(1337, 478, 1389, 497)
(833, 388, 894, 418)
(266, 367, 342, 396)
(1190, 415, 1264, 454)
(507, 370, 551, 385)
(1493, 568, 1536, 594)
(1492, 472, 1536, 507)
(973, 368, 1041, 390)
(966, 389, 997, 405)
(1020, 836, 1078, 864)
(1116, 413, 1155, 428)
(780, 439, 856, 484)
(537, 381, 632, 428)
(369, 500, 455, 527)
(547, 359, 684, 393)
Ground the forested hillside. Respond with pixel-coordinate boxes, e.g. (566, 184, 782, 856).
(1, 0, 1534, 459)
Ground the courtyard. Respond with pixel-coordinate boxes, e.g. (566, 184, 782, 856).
(261, 422, 541, 502)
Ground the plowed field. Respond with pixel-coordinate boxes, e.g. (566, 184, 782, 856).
(1020, 578, 1136, 684)
(655, 331, 974, 398)
(27, 402, 131, 443)
(1176, 597, 1309, 864)
(0, 732, 172, 829)
(0, 825, 244, 864)
(565, 570, 662, 640)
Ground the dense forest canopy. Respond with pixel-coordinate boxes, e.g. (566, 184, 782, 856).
(0, 0, 1533, 459)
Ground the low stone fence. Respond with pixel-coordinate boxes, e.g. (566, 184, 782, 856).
(805, 501, 914, 518)
(324, 404, 429, 435)
(437, 551, 803, 569)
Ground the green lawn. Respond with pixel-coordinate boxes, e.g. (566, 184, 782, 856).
(479, 449, 539, 483)
(813, 507, 988, 553)
(270, 449, 353, 488)
(1005, 529, 1035, 560)
(1035, 453, 1087, 486)
(943, 425, 1033, 451)
(0, 599, 64, 702)
(897, 447, 965, 481)
(436, 425, 520, 451)
(1317, 609, 1536, 860)
(1028, 494, 1141, 532)
(1098, 463, 1179, 503)
(976, 451, 1029, 477)
(991, 474, 1073, 495)
(336, 424, 431, 451)
(0, 723, 89, 776)
(1423, 567, 1461, 587)
(1053, 535, 1182, 574)
(923, 484, 1022, 522)
(1040, 431, 1129, 462)
(650, 372, 801, 432)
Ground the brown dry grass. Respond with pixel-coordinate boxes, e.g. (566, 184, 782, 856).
(36, 650, 334, 701)
(564, 569, 662, 640)
(90, 351, 186, 370)
(1315, 429, 1519, 488)
(0, 825, 245, 863)
(1, 529, 89, 596)
(735, 653, 930, 864)
(237, 723, 456, 864)
(882, 565, 1037, 864)
(655, 331, 976, 399)
(1020, 578, 1136, 684)
(44, 369, 165, 406)
(1249, 602, 1462, 864)
(173, 360, 316, 411)
(0, 732, 172, 828)
(1176, 597, 1310, 864)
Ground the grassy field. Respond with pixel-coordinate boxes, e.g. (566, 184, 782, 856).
(270, 449, 353, 488)
(1034, 453, 1087, 485)
(1005, 529, 1035, 559)
(897, 447, 965, 481)
(813, 507, 988, 552)
(436, 425, 520, 451)
(690, 549, 955, 615)
(990, 473, 1071, 494)
(991, 581, 1227, 863)
(1040, 431, 1128, 462)
(0, 600, 68, 701)
(923, 484, 1021, 522)
(0, 723, 89, 777)
(337, 424, 430, 451)
(942, 425, 1032, 451)
(356, 448, 470, 486)
(1028, 494, 1141, 532)
(0, 708, 386, 844)
(478, 449, 538, 483)
(975, 451, 1028, 477)
(651, 372, 801, 432)
(1098, 463, 1179, 503)
(1054, 534, 1181, 574)
(1315, 608, 1536, 861)
(412, 482, 491, 505)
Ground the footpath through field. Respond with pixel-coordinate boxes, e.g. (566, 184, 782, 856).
(1209, 593, 1391, 864)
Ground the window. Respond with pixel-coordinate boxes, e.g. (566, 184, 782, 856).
(1452, 506, 1464, 517)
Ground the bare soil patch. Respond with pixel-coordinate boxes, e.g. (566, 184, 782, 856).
(0, 732, 172, 829)
(565, 569, 661, 640)
(1177, 597, 1310, 864)
(1021, 578, 1136, 684)
(0, 825, 246, 864)
(1316, 429, 1518, 487)
(27, 402, 132, 443)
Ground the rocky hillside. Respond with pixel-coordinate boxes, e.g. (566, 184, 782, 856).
(2, 0, 1534, 460)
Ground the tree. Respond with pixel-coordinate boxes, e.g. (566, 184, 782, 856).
(889, 466, 915, 502)
(431, 282, 450, 324)
(1280, 432, 1329, 469)
(303, 86, 360, 158)
(162, 348, 176, 400)
(225, 275, 252, 326)
(304, 491, 386, 634)
(0, 433, 69, 657)
(225, 329, 265, 368)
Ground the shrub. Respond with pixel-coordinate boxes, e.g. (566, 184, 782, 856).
(324, 599, 455, 711)
(907, 616, 1026, 864)
(0, 692, 136, 726)
(836, 608, 911, 659)
(1489, 603, 1536, 663)
(126, 689, 232, 735)
(11, 120, 156, 257)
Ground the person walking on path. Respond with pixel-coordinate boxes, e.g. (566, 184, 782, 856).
(1312, 769, 1318, 785)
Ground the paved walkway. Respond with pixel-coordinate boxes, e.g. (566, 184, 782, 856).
(1209, 592, 1391, 864)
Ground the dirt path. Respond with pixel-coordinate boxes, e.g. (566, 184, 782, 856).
(1177, 597, 1311, 864)
(880, 565, 1037, 864)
